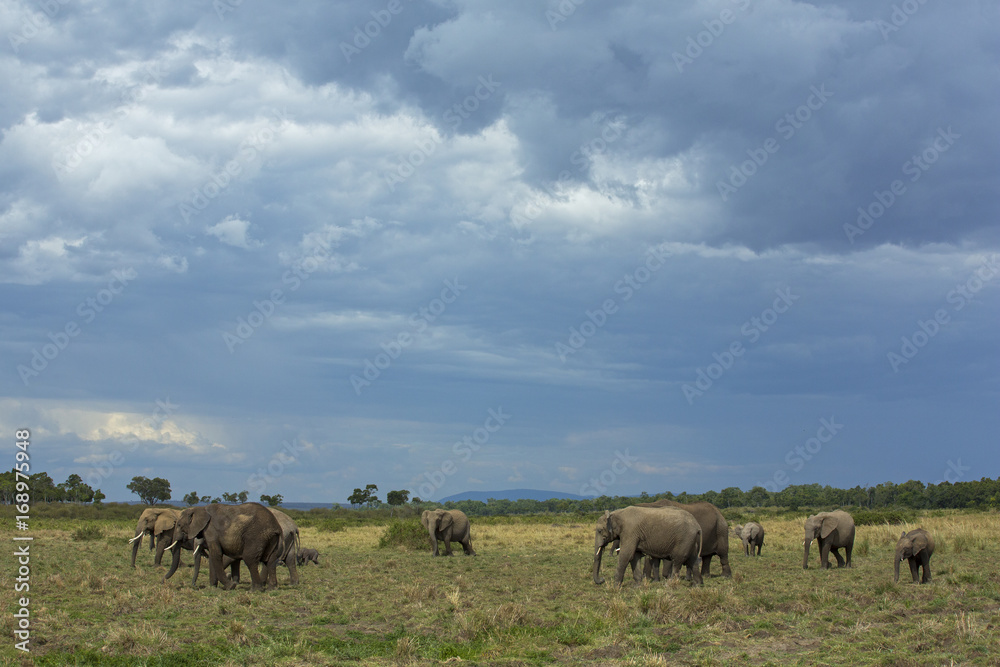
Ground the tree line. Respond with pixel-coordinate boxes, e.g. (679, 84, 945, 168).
(4, 470, 998, 513)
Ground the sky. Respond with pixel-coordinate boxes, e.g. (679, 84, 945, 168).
(1, 0, 997, 504)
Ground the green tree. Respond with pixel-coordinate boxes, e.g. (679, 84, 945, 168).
(183, 491, 200, 506)
(260, 494, 283, 507)
(386, 490, 409, 516)
(238, 490, 249, 503)
(222, 492, 239, 503)
(92, 489, 106, 506)
(200, 495, 213, 504)
(126, 476, 171, 505)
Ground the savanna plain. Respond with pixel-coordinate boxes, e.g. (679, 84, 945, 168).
(2, 508, 999, 666)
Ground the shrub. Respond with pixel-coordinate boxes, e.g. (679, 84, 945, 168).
(378, 520, 427, 550)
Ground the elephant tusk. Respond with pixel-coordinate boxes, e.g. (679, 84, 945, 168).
(193, 544, 201, 558)
(128, 535, 140, 544)
(166, 540, 178, 551)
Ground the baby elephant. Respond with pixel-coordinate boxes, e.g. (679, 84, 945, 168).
(732, 522, 765, 556)
(895, 529, 934, 583)
(297, 548, 320, 566)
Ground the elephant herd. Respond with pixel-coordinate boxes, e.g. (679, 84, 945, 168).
(130, 502, 936, 593)
(129, 503, 320, 592)
(593, 503, 935, 586)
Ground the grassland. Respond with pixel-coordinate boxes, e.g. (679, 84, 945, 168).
(2, 509, 999, 665)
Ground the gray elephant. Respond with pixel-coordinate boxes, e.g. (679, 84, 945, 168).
(895, 528, 934, 583)
(297, 548, 320, 566)
(628, 499, 731, 579)
(200, 507, 301, 587)
(732, 522, 765, 556)
(803, 510, 855, 569)
(421, 509, 476, 556)
(164, 502, 282, 591)
(128, 507, 182, 567)
(593, 506, 702, 586)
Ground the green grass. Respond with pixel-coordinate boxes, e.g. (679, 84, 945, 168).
(2, 508, 999, 665)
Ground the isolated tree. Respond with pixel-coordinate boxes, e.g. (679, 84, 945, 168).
(126, 476, 171, 505)
(364, 484, 379, 508)
(237, 490, 249, 503)
(92, 489, 106, 506)
(386, 490, 409, 516)
(59, 474, 95, 503)
(260, 493, 283, 507)
(183, 491, 200, 506)
(199, 494, 213, 504)
(347, 488, 367, 508)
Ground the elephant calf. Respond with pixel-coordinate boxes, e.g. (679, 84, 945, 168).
(732, 522, 765, 556)
(297, 548, 320, 566)
(895, 529, 934, 584)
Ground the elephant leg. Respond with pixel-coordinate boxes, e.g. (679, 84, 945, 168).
(719, 551, 732, 577)
(210, 552, 235, 590)
(462, 539, 476, 556)
(920, 555, 932, 583)
(629, 553, 644, 583)
(908, 558, 920, 583)
(819, 542, 832, 569)
(661, 559, 674, 580)
(244, 557, 266, 592)
(614, 546, 635, 585)
(832, 547, 846, 568)
(154, 533, 169, 566)
(230, 560, 241, 584)
(700, 554, 713, 579)
(844, 542, 853, 567)
(285, 550, 299, 585)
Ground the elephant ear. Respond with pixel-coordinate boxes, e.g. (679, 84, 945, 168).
(188, 508, 211, 539)
(154, 513, 177, 535)
(438, 511, 454, 531)
(608, 511, 623, 537)
(820, 515, 839, 539)
(911, 533, 928, 555)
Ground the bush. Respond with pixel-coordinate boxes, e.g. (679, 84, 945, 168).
(851, 509, 915, 526)
(378, 520, 428, 550)
(72, 525, 104, 541)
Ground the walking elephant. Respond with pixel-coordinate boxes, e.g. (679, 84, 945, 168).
(628, 499, 731, 579)
(593, 506, 702, 586)
(421, 509, 476, 556)
(128, 507, 182, 567)
(895, 528, 934, 583)
(198, 507, 301, 587)
(297, 548, 320, 566)
(803, 510, 855, 569)
(164, 502, 282, 591)
(732, 522, 765, 556)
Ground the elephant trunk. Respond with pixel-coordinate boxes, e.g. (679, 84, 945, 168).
(163, 541, 182, 581)
(593, 544, 606, 584)
(427, 525, 438, 556)
(894, 552, 901, 583)
(803, 538, 812, 569)
(130, 533, 143, 567)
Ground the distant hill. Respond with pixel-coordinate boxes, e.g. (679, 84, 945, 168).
(438, 489, 587, 503)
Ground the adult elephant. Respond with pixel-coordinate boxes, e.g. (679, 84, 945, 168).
(164, 502, 281, 591)
(895, 528, 934, 584)
(189, 508, 301, 587)
(593, 506, 702, 586)
(421, 509, 476, 556)
(128, 507, 182, 567)
(732, 522, 765, 556)
(803, 510, 855, 569)
(631, 499, 731, 579)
